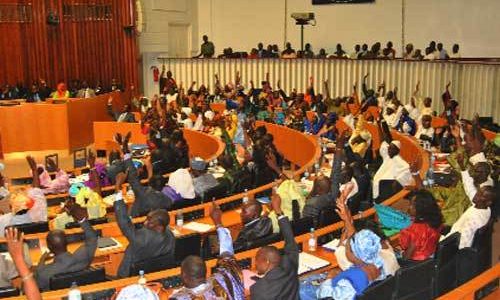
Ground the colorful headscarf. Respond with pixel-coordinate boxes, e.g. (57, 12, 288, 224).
(350, 229, 384, 269)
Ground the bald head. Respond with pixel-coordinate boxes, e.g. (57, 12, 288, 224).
(144, 209, 170, 232)
(181, 255, 207, 288)
(255, 245, 281, 275)
(47, 229, 67, 255)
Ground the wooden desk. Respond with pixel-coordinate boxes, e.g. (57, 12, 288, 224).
(0, 92, 128, 153)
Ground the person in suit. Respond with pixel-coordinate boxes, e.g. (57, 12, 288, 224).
(107, 97, 136, 122)
(34, 202, 98, 291)
(113, 169, 175, 278)
(38, 79, 52, 101)
(26, 84, 42, 102)
(170, 203, 245, 300)
(76, 81, 96, 98)
(250, 193, 300, 299)
(233, 200, 272, 252)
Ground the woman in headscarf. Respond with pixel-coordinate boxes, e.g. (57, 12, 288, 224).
(31, 161, 70, 195)
(51, 82, 70, 99)
(163, 168, 195, 202)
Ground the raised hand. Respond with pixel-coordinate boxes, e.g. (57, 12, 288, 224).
(277, 79, 281, 90)
(107, 97, 113, 105)
(271, 193, 283, 215)
(65, 200, 88, 222)
(122, 131, 132, 153)
(415, 81, 420, 92)
(410, 157, 421, 174)
(363, 72, 370, 80)
(5, 227, 25, 262)
(114, 172, 128, 192)
(46, 158, 58, 172)
(26, 156, 37, 171)
(209, 200, 223, 227)
(88, 150, 96, 168)
(446, 81, 451, 90)
(456, 152, 466, 171)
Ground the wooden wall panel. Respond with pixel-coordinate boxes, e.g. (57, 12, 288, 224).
(0, 0, 138, 89)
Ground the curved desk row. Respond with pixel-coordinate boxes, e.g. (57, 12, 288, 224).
(3, 124, 429, 299)
(92, 123, 226, 162)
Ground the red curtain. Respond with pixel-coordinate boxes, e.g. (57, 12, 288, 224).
(0, 0, 138, 89)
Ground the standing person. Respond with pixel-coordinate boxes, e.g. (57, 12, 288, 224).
(250, 193, 300, 300)
(194, 35, 215, 58)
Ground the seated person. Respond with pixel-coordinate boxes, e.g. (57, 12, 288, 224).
(190, 157, 218, 199)
(114, 172, 175, 278)
(332, 185, 399, 277)
(316, 231, 383, 299)
(164, 168, 196, 202)
(415, 114, 435, 149)
(443, 185, 494, 249)
(0, 157, 47, 237)
(396, 104, 417, 136)
(170, 204, 245, 300)
(250, 194, 300, 300)
(124, 150, 172, 217)
(51, 82, 70, 99)
(52, 183, 106, 229)
(399, 190, 443, 262)
(31, 158, 69, 195)
(34, 202, 98, 291)
(302, 175, 332, 227)
(372, 119, 413, 201)
(107, 97, 136, 123)
(268, 172, 306, 233)
(348, 116, 372, 159)
(234, 200, 272, 252)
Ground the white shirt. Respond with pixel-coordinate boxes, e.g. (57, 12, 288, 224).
(415, 126, 434, 140)
(460, 170, 493, 202)
(166, 93, 178, 104)
(424, 53, 436, 60)
(450, 52, 461, 59)
(343, 114, 355, 130)
(469, 152, 487, 166)
(372, 141, 413, 199)
(444, 206, 490, 249)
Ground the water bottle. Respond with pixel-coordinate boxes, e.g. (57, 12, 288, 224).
(242, 189, 249, 203)
(176, 210, 184, 227)
(427, 153, 435, 186)
(68, 282, 81, 300)
(138, 270, 147, 285)
(308, 228, 317, 251)
(314, 162, 320, 176)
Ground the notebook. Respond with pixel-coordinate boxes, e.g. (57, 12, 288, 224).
(298, 252, 331, 275)
(322, 238, 341, 252)
(182, 222, 215, 233)
(97, 237, 119, 249)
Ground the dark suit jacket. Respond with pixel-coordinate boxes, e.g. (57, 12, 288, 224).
(115, 199, 175, 278)
(35, 220, 98, 291)
(234, 217, 272, 252)
(250, 216, 299, 300)
(125, 158, 172, 217)
(107, 104, 136, 123)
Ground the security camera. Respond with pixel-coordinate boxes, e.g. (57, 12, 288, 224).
(291, 12, 315, 23)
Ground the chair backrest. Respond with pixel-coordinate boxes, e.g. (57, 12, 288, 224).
(14, 221, 49, 234)
(244, 233, 282, 250)
(201, 184, 228, 202)
(471, 220, 493, 272)
(130, 254, 175, 275)
(377, 180, 403, 203)
(175, 233, 202, 262)
(357, 275, 395, 300)
(434, 232, 460, 296)
(49, 267, 106, 290)
(291, 216, 314, 235)
(318, 208, 340, 228)
(65, 217, 108, 229)
(0, 287, 20, 297)
(393, 259, 435, 300)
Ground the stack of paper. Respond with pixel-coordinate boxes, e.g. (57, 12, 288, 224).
(298, 252, 331, 275)
(322, 239, 341, 252)
(182, 222, 215, 233)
